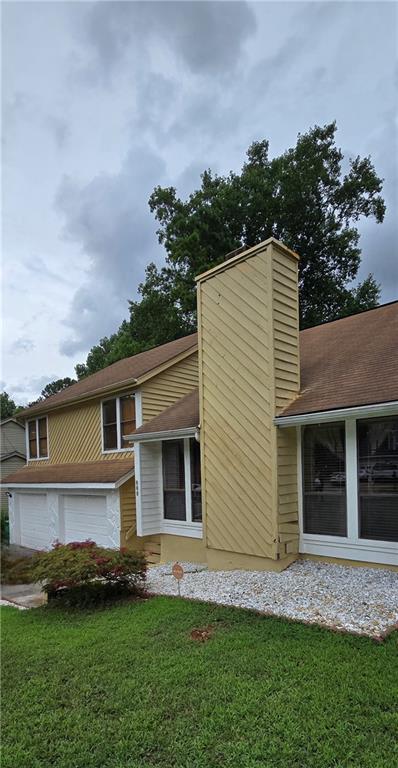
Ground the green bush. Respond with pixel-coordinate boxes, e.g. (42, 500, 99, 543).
(31, 541, 147, 606)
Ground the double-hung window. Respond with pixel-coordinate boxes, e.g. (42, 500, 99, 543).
(102, 394, 136, 452)
(27, 417, 48, 459)
(162, 438, 202, 524)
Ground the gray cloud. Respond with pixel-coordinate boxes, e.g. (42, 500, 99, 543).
(9, 337, 35, 354)
(7, 374, 58, 400)
(79, 1, 256, 82)
(55, 145, 166, 355)
(47, 116, 70, 149)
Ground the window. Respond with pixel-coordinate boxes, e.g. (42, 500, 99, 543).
(302, 422, 346, 536)
(191, 439, 202, 522)
(162, 438, 202, 523)
(27, 417, 48, 459)
(163, 440, 186, 521)
(102, 394, 136, 452)
(357, 417, 398, 542)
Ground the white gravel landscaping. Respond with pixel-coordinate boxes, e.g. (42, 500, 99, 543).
(147, 559, 398, 639)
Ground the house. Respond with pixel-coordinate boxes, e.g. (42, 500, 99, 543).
(3, 238, 398, 568)
(2, 335, 198, 556)
(0, 419, 26, 508)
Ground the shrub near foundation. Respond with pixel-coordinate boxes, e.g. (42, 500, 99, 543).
(30, 541, 147, 607)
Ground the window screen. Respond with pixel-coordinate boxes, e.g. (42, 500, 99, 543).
(190, 439, 202, 522)
(302, 422, 347, 536)
(102, 399, 117, 451)
(357, 417, 398, 542)
(38, 417, 47, 457)
(162, 440, 186, 521)
(120, 395, 136, 440)
(28, 420, 37, 459)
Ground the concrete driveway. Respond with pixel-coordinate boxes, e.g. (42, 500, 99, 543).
(1, 544, 46, 608)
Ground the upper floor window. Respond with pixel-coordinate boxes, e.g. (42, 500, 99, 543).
(102, 394, 136, 452)
(27, 417, 48, 459)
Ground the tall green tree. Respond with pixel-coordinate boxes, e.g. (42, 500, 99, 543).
(148, 122, 384, 329)
(76, 122, 385, 377)
(41, 378, 76, 399)
(0, 392, 18, 420)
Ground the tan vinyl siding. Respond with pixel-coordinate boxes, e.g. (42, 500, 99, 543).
(198, 240, 300, 564)
(272, 250, 300, 414)
(141, 352, 198, 423)
(29, 399, 134, 465)
(120, 478, 136, 543)
(199, 250, 277, 559)
(276, 427, 299, 556)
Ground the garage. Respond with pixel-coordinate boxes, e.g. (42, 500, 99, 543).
(62, 494, 109, 547)
(19, 493, 51, 550)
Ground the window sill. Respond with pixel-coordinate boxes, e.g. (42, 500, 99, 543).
(300, 534, 398, 565)
(28, 456, 49, 462)
(102, 448, 134, 455)
(161, 521, 203, 539)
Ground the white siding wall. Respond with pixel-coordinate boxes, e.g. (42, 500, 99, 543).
(136, 442, 163, 536)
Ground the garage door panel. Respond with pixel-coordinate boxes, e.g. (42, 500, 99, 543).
(19, 494, 51, 550)
(63, 495, 110, 547)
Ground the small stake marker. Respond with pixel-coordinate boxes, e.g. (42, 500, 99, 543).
(172, 562, 184, 596)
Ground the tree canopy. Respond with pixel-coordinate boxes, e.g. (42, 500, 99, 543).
(40, 378, 76, 399)
(75, 122, 385, 378)
(0, 392, 19, 420)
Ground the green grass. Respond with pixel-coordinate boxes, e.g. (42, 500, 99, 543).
(2, 597, 397, 768)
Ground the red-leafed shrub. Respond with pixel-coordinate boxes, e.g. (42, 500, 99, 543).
(30, 541, 147, 607)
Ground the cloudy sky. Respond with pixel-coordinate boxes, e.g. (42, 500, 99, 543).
(2, 0, 397, 404)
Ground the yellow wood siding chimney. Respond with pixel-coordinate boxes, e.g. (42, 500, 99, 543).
(197, 238, 300, 569)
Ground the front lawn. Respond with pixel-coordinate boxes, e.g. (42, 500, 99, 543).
(2, 597, 397, 768)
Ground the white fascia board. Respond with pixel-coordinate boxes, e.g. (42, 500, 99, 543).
(275, 401, 398, 427)
(125, 427, 196, 443)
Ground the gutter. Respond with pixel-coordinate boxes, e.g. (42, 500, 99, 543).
(274, 400, 398, 427)
(125, 427, 197, 443)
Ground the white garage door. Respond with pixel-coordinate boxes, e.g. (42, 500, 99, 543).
(63, 495, 110, 547)
(19, 494, 51, 550)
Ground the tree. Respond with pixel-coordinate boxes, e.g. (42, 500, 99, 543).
(0, 392, 18, 420)
(148, 122, 384, 328)
(41, 378, 76, 399)
(75, 121, 385, 376)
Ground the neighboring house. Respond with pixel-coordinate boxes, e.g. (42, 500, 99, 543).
(3, 238, 398, 568)
(0, 419, 26, 507)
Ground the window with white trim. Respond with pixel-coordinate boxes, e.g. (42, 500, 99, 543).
(302, 422, 346, 536)
(162, 438, 202, 523)
(27, 417, 48, 459)
(357, 416, 398, 542)
(102, 394, 136, 452)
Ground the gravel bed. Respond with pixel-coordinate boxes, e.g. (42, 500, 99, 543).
(0, 599, 27, 610)
(147, 559, 398, 638)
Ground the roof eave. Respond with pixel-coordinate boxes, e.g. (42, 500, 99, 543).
(274, 400, 398, 427)
(125, 427, 197, 443)
(17, 343, 198, 419)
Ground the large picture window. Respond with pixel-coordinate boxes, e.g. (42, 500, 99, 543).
(27, 417, 48, 459)
(357, 417, 398, 542)
(102, 394, 136, 452)
(162, 438, 202, 524)
(302, 422, 346, 536)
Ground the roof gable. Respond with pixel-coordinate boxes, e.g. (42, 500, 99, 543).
(18, 334, 198, 418)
